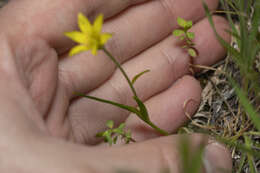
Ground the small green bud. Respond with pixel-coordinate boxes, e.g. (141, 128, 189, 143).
(188, 48, 197, 57)
(106, 120, 114, 129)
(177, 17, 188, 28)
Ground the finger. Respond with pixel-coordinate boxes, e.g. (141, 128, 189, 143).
(3, 134, 231, 173)
(59, 0, 219, 96)
(0, 0, 149, 52)
(124, 76, 201, 142)
(0, 35, 47, 134)
(67, 16, 230, 144)
(89, 135, 232, 173)
(99, 75, 201, 146)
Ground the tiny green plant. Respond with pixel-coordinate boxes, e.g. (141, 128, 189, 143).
(96, 120, 135, 146)
(173, 17, 197, 58)
(65, 13, 169, 145)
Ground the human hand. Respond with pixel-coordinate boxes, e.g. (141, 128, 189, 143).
(0, 0, 232, 172)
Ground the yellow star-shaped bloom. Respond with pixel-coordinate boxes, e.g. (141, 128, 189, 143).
(65, 13, 112, 56)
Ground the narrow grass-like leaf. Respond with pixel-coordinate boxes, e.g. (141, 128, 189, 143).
(179, 136, 205, 173)
(225, 29, 241, 41)
(190, 143, 204, 173)
(215, 135, 260, 158)
(237, 153, 246, 173)
(249, 1, 260, 45)
(179, 136, 190, 173)
(245, 136, 257, 173)
(133, 96, 150, 122)
(76, 93, 140, 115)
(231, 79, 260, 131)
(131, 69, 150, 84)
(203, 2, 241, 59)
(220, 0, 240, 46)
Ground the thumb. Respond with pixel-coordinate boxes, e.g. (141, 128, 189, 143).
(88, 134, 232, 173)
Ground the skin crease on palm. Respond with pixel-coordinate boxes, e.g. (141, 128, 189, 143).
(0, 0, 233, 172)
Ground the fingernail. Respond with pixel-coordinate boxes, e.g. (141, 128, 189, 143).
(203, 142, 232, 173)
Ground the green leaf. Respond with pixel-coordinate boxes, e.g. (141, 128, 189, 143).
(231, 79, 260, 131)
(180, 36, 185, 40)
(177, 17, 193, 30)
(188, 48, 197, 57)
(173, 29, 185, 37)
(104, 131, 113, 145)
(179, 136, 205, 173)
(106, 120, 114, 129)
(125, 138, 130, 144)
(225, 29, 241, 40)
(118, 123, 126, 130)
(113, 136, 118, 144)
(125, 131, 132, 138)
(96, 132, 104, 137)
(245, 136, 257, 173)
(237, 153, 246, 173)
(186, 32, 195, 39)
(133, 96, 150, 122)
(125, 131, 132, 144)
(113, 128, 123, 135)
(107, 138, 113, 145)
(131, 70, 150, 84)
(203, 1, 241, 60)
(77, 93, 140, 115)
(177, 17, 188, 28)
(186, 21, 193, 29)
(186, 40, 193, 45)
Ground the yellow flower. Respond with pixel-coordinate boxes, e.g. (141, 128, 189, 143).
(65, 13, 112, 56)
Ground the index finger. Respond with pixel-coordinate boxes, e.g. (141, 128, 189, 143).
(0, 0, 149, 53)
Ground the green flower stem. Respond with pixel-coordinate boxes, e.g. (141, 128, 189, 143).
(78, 93, 169, 136)
(102, 47, 138, 97)
(147, 120, 169, 136)
(87, 47, 169, 136)
(76, 93, 139, 114)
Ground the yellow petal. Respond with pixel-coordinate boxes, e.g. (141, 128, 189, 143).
(78, 13, 92, 33)
(93, 14, 103, 33)
(91, 45, 98, 55)
(65, 31, 87, 44)
(100, 33, 112, 45)
(69, 45, 89, 56)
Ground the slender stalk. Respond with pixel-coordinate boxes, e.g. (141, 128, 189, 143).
(121, 134, 136, 143)
(148, 120, 169, 136)
(101, 47, 169, 136)
(102, 47, 138, 97)
(76, 93, 139, 114)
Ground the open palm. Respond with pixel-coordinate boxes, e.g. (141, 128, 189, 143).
(0, 0, 232, 172)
